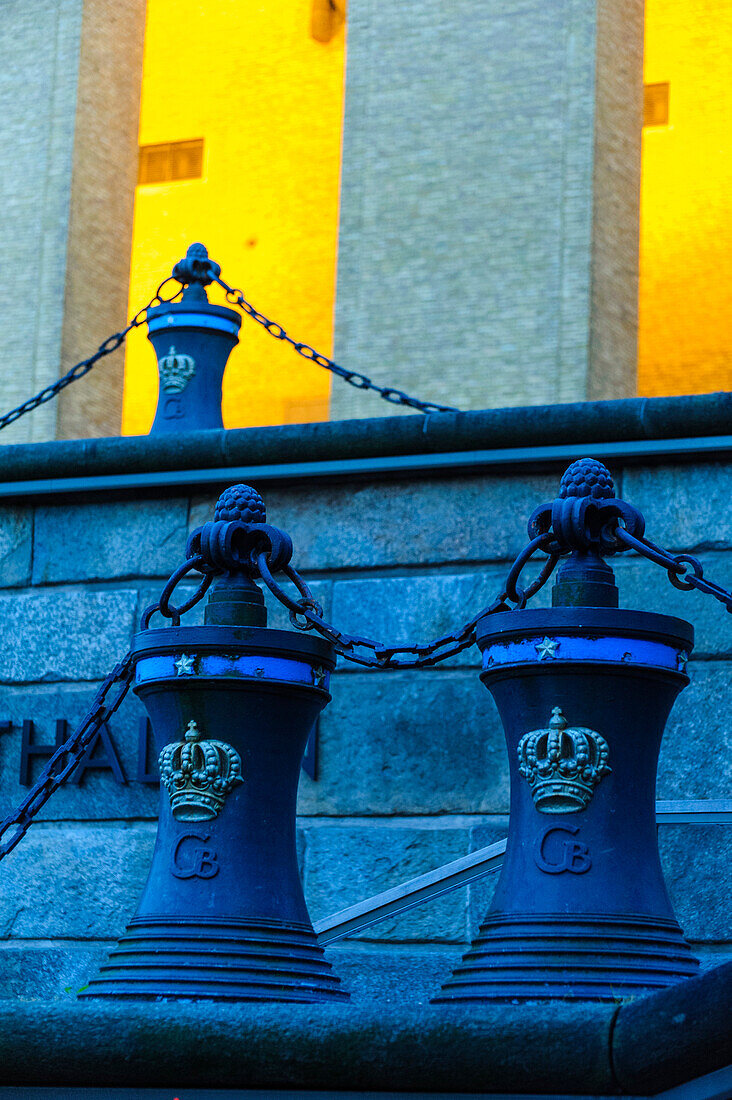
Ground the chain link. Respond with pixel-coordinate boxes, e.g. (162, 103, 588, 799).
(0, 653, 135, 861)
(140, 554, 215, 629)
(256, 534, 559, 669)
(0, 263, 459, 428)
(4, 521, 728, 857)
(614, 528, 732, 612)
(213, 276, 460, 416)
(0, 537, 555, 856)
(0, 279, 183, 434)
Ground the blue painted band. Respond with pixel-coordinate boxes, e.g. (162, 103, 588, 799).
(135, 653, 330, 689)
(148, 312, 241, 337)
(482, 634, 688, 674)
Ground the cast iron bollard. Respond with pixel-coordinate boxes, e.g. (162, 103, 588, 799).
(147, 244, 241, 434)
(434, 459, 699, 1003)
(82, 485, 347, 1002)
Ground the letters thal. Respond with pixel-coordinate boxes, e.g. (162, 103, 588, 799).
(12, 716, 318, 785)
(16, 717, 157, 786)
(18, 717, 130, 786)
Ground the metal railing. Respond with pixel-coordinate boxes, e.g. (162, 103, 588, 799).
(315, 800, 732, 945)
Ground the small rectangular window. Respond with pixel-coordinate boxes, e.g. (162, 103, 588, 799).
(138, 139, 204, 185)
(643, 83, 670, 128)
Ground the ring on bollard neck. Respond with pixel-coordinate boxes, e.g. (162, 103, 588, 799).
(528, 457, 646, 609)
(141, 483, 298, 631)
(172, 241, 221, 297)
(185, 484, 294, 628)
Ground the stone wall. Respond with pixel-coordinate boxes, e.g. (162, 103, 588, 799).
(0, 444, 729, 999)
(0, 0, 145, 446)
(331, 0, 644, 420)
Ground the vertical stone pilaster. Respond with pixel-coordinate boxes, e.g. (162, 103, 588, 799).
(0, 0, 145, 445)
(588, 0, 644, 401)
(0, 0, 83, 444)
(331, 0, 644, 419)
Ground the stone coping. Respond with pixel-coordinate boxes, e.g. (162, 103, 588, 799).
(0, 962, 728, 1095)
(0, 391, 731, 484)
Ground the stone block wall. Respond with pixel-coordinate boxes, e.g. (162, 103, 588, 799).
(332, 0, 644, 419)
(0, 457, 729, 1000)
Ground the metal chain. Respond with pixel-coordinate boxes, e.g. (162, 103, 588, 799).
(138, 531, 558, 668)
(0, 278, 183, 433)
(614, 528, 732, 612)
(0, 535, 555, 855)
(3, 516, 727, 858)
(0, 262, 459, 427)
(255, 534, 560, 669)
(213, 275, 460, 416)
(0, 653, 135, 861)
(0, 537, 209, 859)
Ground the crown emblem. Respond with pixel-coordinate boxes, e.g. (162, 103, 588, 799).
(159, 720, 243, 821)
(517, 706, 611, 814)
(158, 346, 196, 393)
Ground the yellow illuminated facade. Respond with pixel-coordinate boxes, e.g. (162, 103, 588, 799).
(639, 1, 732, 397)
(124, 1, 732, 428)
(122, 0, 346, 435)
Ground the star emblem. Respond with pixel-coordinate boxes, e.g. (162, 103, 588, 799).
(535, 637, 559, 661)
(174, 653, 195, 676)
(677, 650, 689, 673)
(312, 666, 327, 688)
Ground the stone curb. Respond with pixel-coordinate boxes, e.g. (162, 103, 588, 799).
(0, 962, 728, 1094)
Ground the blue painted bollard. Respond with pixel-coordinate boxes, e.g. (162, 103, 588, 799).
(82, 485, 347, 1002)
(435, 460, 699, 1003)
(147, 243, 241, 434)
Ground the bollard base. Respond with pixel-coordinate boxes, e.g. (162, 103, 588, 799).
(81, 915, 348, 1002)
(433, 912, 699, 1003)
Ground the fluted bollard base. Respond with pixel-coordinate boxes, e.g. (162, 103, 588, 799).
(433, 913, 699, 1003)
(82, 916, 347, 1003)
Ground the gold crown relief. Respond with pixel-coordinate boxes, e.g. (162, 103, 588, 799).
(159, 720, 243, 821)
(159, 346, 196, 394)
(517, 706, 611, 814)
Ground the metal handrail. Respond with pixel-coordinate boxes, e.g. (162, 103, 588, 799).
(314, 799, 732, 945)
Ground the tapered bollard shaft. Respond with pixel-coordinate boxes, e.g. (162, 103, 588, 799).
(83, 484, 347, 1002)
(435, 459, 698, 1003)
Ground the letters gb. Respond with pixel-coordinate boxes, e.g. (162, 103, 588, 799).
(170, 831, 219, 879)
(533, 824, 592, 875)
